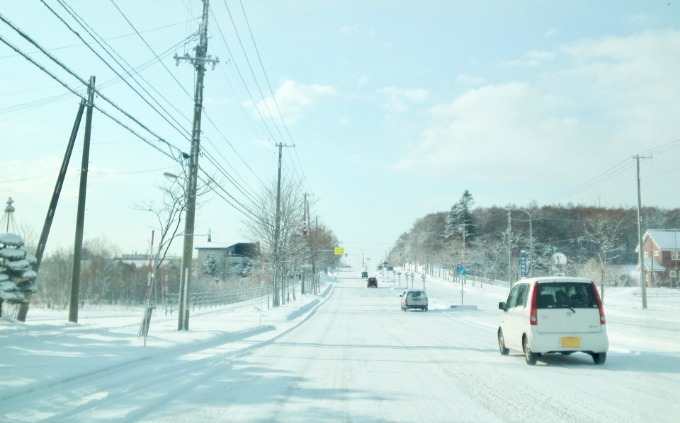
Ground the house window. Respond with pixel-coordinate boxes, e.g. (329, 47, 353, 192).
(653, 250, 660, 257)
(673, 251, 680, 260)
(644, 251, 648, 258)
(671, 271, 677, 278)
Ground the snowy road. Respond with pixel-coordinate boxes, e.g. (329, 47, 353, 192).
(3, 273, 680, 422)
(169, 277, 679, 423)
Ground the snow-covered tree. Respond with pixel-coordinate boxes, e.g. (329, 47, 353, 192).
(444, 190, 476, 242)
(0, 233, 37, 318)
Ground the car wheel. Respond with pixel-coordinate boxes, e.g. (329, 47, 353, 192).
(498, 329, 509, 356)
(592, 352, 607, 365)
(424, 306, 428, 311)
(523, 336, 538, 365)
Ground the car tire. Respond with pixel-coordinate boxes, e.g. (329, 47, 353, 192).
(592, 352, 607, 365)
(424, 306, 428, 311)
(523, 336, 538, 365)
(498, 329, 509, 355)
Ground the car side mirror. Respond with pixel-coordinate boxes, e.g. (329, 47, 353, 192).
(498, 302, 507, 311)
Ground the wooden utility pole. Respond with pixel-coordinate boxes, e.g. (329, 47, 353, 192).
(175, 0, 218, 330)
(16, 99, 86, 322)
(69, 76, 95, 323)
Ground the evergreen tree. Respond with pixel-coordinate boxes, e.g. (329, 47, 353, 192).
(444, 190, 476, 241)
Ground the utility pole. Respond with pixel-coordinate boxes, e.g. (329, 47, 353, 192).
(635, 154, 650, 309)
(507, 209, 512, 287)
(69, 76, 95, 324)
(17, 100, 86, 323)
(175, 0, 218, 330)
(301, 192, 311, 294)
(273, 143, 294, 306)
(273, 143, 283, 307)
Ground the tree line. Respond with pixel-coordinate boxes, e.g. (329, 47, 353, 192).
(19, 171, 341, 314)
(386, 190, 680, 287)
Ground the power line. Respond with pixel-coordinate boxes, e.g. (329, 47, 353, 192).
(221, 0, 287, 144)
(108, 0, 195, 100)
(0, 30, 179, 162)
(0, 13, 185, 160)
(48, 0, 192, 141)
(104, 1, 269, 204)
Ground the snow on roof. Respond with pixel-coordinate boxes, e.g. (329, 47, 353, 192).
(643, 257, 667, 272)
(645, 229, 680, 251)
(194, 241, 232, 250)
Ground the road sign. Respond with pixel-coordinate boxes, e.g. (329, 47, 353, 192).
(520, 250, 527, 277)
(334, 247, 344, 255)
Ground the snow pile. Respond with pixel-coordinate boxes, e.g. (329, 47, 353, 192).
(0, 233, 37, 307)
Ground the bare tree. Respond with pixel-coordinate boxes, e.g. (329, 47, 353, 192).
(583, 215, 624, 301)
(245, 175, 306, 307)
(133, 164, 212, 303)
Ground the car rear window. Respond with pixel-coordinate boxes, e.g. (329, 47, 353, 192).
(408, 291, 425, 298)
(536, 282, 597, 309)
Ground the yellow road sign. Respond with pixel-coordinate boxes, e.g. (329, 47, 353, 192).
(334, 247, 345, 255)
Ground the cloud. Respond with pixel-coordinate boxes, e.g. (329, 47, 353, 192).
(394, 82, 580, 180)
(560, 30, 680, 141)
(248, 80, 337, 124)
(498, 50, 555, 69)
(378, 86, 428, 113)
(545, 28, 559, 38)
(340, 24, 360, 35)
(394, 30, 680, 187)
(456, 74, 486, 87)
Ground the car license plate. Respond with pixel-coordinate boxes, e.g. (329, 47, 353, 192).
(561, 337, 580, 348)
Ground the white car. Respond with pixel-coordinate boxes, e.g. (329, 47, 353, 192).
(401, 289, 428, 311)
(497, 277, 609, 365)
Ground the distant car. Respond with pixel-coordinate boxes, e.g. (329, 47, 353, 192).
(367, 277, 378, 288)
(497, 277, 609, 365)
(401, 289, 428, 311)
(361, 271, 368, 278)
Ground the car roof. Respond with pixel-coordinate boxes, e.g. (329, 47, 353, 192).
(516, 277, 592, 285)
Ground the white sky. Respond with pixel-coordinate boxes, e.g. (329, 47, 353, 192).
(1, 1, 680, 268)
(2, 272, 680, 422)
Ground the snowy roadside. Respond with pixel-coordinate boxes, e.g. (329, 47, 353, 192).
(0, 280, 336, 401)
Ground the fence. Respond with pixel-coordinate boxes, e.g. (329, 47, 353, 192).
(164, 283, 275, 315)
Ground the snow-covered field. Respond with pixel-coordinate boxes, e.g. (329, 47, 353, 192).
(2, 270, 679, 422)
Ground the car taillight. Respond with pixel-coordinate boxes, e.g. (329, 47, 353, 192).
(529, 283, 539, 325)
(591, 281, 606, 325)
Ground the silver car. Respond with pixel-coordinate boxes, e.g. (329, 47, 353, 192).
(401, 289, 428, 311)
